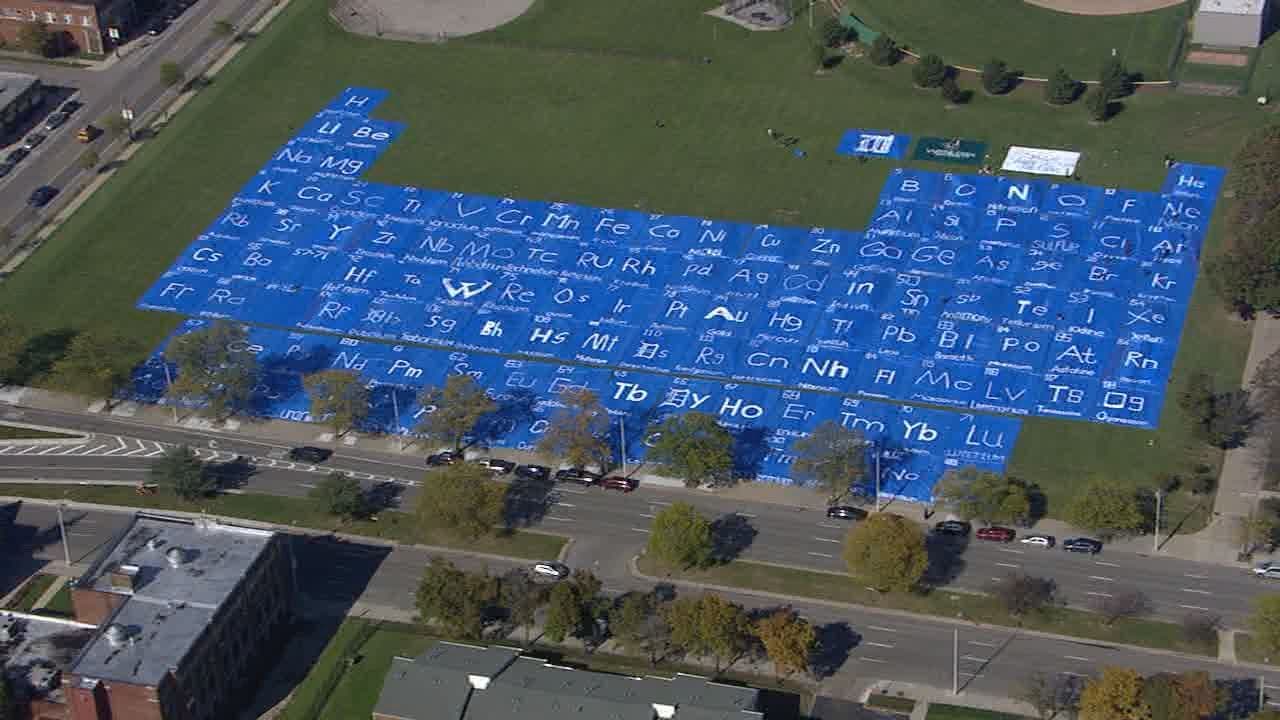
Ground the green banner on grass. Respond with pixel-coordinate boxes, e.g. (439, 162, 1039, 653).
(913, 137, 987, 166)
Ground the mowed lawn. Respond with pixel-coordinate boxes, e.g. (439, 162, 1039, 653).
(844, 0, 1190, 79)
(0, 0, 1263, 516)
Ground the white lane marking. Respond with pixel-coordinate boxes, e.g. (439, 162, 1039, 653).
(808, 551, 835, 559)
(15, 446, 38, 455)
(858, 657, 887, 664)
(1085, 591, 1113, 598)
(1178, 604, 1211, 611)
(865, 641, 895, 648)
(144, 450, 164, 457)
(813, 537, 842, 544)
(735, 512, 757, 518)
(1060, 671, 1087, 677)
(868, 626, 898, 633)
(298, 482, 317, 489)
(554, 502, 576, 508)
(995, 562, 1019, 568)
(37, 446, 64, 455)
(1184, 573, 1209, 579)
(968, 640, 998, 647)
(545, 516, 575, 522)
(0, 446, 16, 454)
(631, 527, 651, 533)
(1064, 655, 1091, 662)
(640, 513, 657, 519)
(818, 522, 844, 529)
(1182, 588, 1211, 595)
(961, 655, 988, 662)
(1088, 575, 1113, 582)
(649, 500, 672, 506)
(1094, 560, 1120, 567)
(54, 445, 87, 454)
(997, 548, 1025, 555)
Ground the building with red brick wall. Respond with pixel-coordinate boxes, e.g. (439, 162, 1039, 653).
(0, 0, 136, 55)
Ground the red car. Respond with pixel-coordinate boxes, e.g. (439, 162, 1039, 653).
(975, 526, 1016, 542)
(601, 476, 637, 493)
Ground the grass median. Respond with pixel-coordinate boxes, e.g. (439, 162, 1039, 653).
(0, 425, 80, 440)
(637, 556, 1215, 657)
(0, 483, 566, 561)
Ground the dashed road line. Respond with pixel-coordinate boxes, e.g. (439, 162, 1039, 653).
(996, 548, 1025, 555)
(864, 641, 895, 648)
(967, 640, 998, 647)
(630, 527, 651, 533)
(995, 562, 1019, 568)
(1064, 655, 1091, 662)
(1178, 604, 1211, 611)
(545, 516, 575, 522)
(1088, 575, 1114, 582)
(1184, 573, 1209, 580)
(808, 551, 835, 559)
(858, 657, 887, 664)
(1094, 561, 1120, 567)
(1182, 588, 1211, 595)
(868, 626, 898, 633)
(813, 537, 841, 544)
(1085, 591, 1113, 598)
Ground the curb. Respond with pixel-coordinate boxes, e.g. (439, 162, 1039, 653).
(628, 556, 1239, 667)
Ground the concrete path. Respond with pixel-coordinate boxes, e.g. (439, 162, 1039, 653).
(1022, 0, 1187, 15)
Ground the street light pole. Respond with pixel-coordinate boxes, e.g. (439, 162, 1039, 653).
(952, 629, 959, 695)
(1153, 489, 1163, 553)
(874, 442, 882, 512)
(160, 361, 179, 423)
(390, 387, 403, 452)
(56, 502, 71, 566)
(620, 416, 628, 476)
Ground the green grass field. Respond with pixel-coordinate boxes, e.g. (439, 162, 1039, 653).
(844, 0, 1189, 79)
(0, 0, 1264, 518)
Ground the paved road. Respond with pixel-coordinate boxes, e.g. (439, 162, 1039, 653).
(4, 501, 1280, 703)
(0, 0, 267, 240)
(0, 406, 1272, 632)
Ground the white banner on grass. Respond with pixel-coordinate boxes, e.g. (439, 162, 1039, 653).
(1001, 146, 1081, 177)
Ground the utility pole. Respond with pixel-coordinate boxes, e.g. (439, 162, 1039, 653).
(1153, 489, 1163, 553)
(390, 387, 403, 452)
(619, 416, 628, 476)
(160, 361, 179, 423)
(873, 442, 882, 512)
(952, 629, 959, 695)
(56, 502, 71, 565)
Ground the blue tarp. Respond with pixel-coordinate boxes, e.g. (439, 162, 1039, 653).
(836, 129, 913, 159)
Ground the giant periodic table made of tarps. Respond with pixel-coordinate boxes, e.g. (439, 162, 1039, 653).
(135, 88, 1224, 498)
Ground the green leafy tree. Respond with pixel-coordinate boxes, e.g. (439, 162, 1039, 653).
(1079, 667, 1148, 720)
(78, 149, 99, 171)
(17, 22, 55, 57)
(933, 467, 1032, 525)
(868, 34, 899, 66)
(303, 369, 370, 437)
(415, 558, 497, 639)
(842, 513, 928, 592)
(159, 61, 185, 89)
(103, 114, 131, 142)
(500, 568, 547, 646)
(310, 471, 364, 519)
(536, 387, 612, 470)
(609, 592, 670, 666)
(0, 313, 23, 385)
(1086, 85, 1112, 122)
(1098, 57, 1129, 97)
(1251, 594, 1280, 658)
(647, 412, 734, 488)
(754, 606, 815, 679)
(165, 320, 259, 421)
(1179, 372, 1216, 426)
(47, 331, 140, 408)
(981, 58, 1015, 94)
(150, 445, 215, 501)
(941, 75, 966, 104)
(1066, 480, 1143, 538)
(414, 374, 495, 452)
(820, 17, 847, 48)
(1045, 67, 1079, 105)
(790, 421, 866, 504)
(912, 53, 947, 88)
(665, 593, 751, 672)
(647, 501, 714, 570)
(415, 462, 507, 539)
(543, 571, 603, 644)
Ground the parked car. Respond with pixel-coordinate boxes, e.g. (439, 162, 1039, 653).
(76, 125, 99, 143)
(1019, 534, 1056, 548)
(0, 161, 14, 178)
(473, 458, 515, 474)
(531, 562, 569, 580)
(1255, 564, 1280, 580)
(1062, 537, 1103, 554)
(287, 446, 331, 463)
(27, 186, 58, 208)
(555, 468, 602, 485)
(933, 520, 972, 537)
(22, 133, 46, 150)
(601, 475, 637, 493)
(6, 148, 29, 164)
(44, 112, 69, 131)
(975, 526, 1016, 543)
(825, 506, 867, 521)
(516, 464, 550, 482)
(426, 451, 458, 467)
(60, 99, 82, 115)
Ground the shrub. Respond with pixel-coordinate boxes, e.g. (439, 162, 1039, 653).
(869, 34, 899, 67)
(1086, 85, 1112, 122)
(941, 75, 966, 104)
(1044, 67, 1079, 105)
(981, 58, 1015, 95)
(820, 17, 847, 48)
(912, 54, 947, 88)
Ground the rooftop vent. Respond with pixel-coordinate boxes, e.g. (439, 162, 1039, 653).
(165, 547, 186, 567)
(146, 537, 163, 551)
(109, 564, 140, 591)
(104, 624, 129, 648)
(27, 666, 58, 693)
(0, 615, 21, 643)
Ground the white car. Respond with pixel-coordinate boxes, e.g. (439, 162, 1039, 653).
(1254, 563, 1280, 578)
(1019, 534, 1055, 548)
(532, 562, 569, 580)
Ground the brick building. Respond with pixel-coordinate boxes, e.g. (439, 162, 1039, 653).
(1, 513, 296, 720)
(0, 0, 135, 55)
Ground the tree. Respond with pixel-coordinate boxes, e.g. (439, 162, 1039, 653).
(415, 462, 507, 539)
(647, 412, 734, 488)
(1098, 57, 1129, 97)
(790, 421, 866, 504)
(665, 593, 751, 672)
(414, 558, 497, 639)
(1237, 514, 1277, 554)
(1045, 67, 1078, 105)
(165, 320, 259, 421)
(1250, 594, 1280, 657)
(981, 58, 1015, 95)
(1079, 667, 1148, 720)
(754, 607, 815, 679)
(913, 54, 947, 88)
(842, 513, 928, 592)
(1094, 589, 1152, 626)
(543, 571, 603, 644)
(414, 374, 495, 452)
(933, 467, 1033, 525)
(303, 369, 370, 437)
(17, 22, 55, 57)
(941, 75, 966, 104)
(812, 43, 829, 71)
(103, 114, 131, 142)
(648, 502, 714, 570)
(500, 569, 547, 646)
(78, 149, 100, 172)
(310, 471, 364, 519)
(1066, 480, 1143, 538)
(991, 573, 1057, 617)
(1018, 671, 1082, 720)
(1180, 613, 1220, 650)
(47, 331, 140, 409)
(0, 313, 23, 385)
(1204, 389, 1253, 448)
(609, 592, 670, 666)
(1179, 372, 1216, 428)
(1086, 85, 1112, 122)
(211, 19, 235, 37)
(537, 387, 612, 471)
(868, 34, 899, 66)
(150, 445, 215, 501)
(820, 17, 847, 48)
(159, 61, 185, 89)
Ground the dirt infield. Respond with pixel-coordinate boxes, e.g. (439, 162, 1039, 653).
(333, 0, 535, 41)
(1187, 49, 1250, 66)
(1022, 0, 1187, 15)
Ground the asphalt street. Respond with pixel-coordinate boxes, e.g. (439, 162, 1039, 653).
(4, 501, 1280, 703)
(0, 403, 1270, 631)
(0, 0, 269, 238)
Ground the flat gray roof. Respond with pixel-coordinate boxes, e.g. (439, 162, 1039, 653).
(0, 72, 38, 110)
(0, 611, 97, 704)
(375, 644, 520, 720)
(67, 515, 275, 686)
(1198, 0, 1265, 15)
